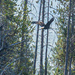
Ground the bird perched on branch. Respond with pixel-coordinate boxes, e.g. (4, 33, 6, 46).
(31, 17, 54, 29)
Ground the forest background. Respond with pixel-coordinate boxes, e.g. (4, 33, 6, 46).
(0, 0, 75, 75)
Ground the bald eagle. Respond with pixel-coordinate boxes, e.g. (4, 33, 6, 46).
(31, 17, 54, 29)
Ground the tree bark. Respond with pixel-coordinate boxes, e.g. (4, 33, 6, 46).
(0, 0, 2, 49)
(33, 0, 42, 74)
(69, 56, 72, 75)
(45, 0, 49, 75)
(69, 0, 75, 75)
(40, 0, 45, 75)
(64, 0, 71, 75)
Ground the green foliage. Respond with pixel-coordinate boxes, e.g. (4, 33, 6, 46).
(52, 0, 75, 74)
(0, 0, 34, 75)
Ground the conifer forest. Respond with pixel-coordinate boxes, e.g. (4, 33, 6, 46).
(0, 0, 75, 75)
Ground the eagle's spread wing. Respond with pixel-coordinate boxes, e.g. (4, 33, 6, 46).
(31, 21, 45, 27)
(44, 17, 54, 29)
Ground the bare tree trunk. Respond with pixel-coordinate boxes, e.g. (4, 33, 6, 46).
(0, 27, 2, 49)
(64, 0, 71, 75)
(0, 0, 2, 49)
(40, 0, 45, 75)
(45, 0, 49, 75)
(69, 56, 72, 75)
(69, 0, 75, 75)
(0, 1, 4, 51)
(33, 0, 42, 74)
